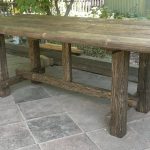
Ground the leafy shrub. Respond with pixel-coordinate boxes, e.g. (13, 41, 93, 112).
(15, 0, 52, 14)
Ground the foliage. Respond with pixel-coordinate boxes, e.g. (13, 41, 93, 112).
(15, 0, 53, 15)
(15, 0, 74, 16)
(88, 6, 111, 18)
(88, 5, 139, 19)
(78, 45, 108, 58)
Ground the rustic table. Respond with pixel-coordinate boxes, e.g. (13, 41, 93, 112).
(0, 15, 149, 138)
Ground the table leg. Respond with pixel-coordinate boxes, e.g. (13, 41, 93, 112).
(62, 43, 72, 82)
(137, 53, 150, 113)
(28, 38, 44, 83)
(28, 38, 43, 72)
(110, 51, 130, 138)
(0, 34, 10, 97)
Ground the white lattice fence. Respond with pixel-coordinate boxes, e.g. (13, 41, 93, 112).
(58, 0, 104, 17)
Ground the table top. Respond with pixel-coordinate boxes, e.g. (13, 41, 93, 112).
(0, 15, 150, 53)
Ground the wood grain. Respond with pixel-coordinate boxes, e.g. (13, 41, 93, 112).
(6, 43, 139, 83)
(110, 51, 130, 138)
(62, 43, 72, 82)
(1, 15, 150, 53)
(0, 34, 10, 97)
(137, 53, 150, 113)
(16, 69, 137, 107)
(28, 38, 45, 83)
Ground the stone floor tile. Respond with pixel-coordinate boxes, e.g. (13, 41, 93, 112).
(11, 81, 32, 92)
(27, 114, 82, 143)
(0, 122, 35, 150)
(19, 97, 65, 120)
(0, 95, 15, 106)
(17, 145, 40, 150)
(60, 94, 110, 132)
(0, 104, 23, 126)
(42, 84, 71, 97)
(129, 117, 150, 142)
(68, 106, 109, 132)
(40, 134, 100, 150)
(87, 128, 149, 150)
(144, 148, 150, 150)
(12, 86, 50, 103)
(58, 93, 110, 112)
(127, 108, 150, 123)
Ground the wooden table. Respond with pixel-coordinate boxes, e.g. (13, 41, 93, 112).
(0, 15, 149, 138)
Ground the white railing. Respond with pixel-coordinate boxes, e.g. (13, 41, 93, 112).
(58, 0, 104, 17)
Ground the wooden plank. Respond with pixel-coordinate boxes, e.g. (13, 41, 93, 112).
(110, 51, 130, 138)
(0, 34, 10, 97)
(40, 43, 81, 55)
(1, 15, 150, 53)
(62, 43, 72, 82)
(16, 69, 137, 107)
(137, 53, 150, 113)
(5, 43, 138, 83)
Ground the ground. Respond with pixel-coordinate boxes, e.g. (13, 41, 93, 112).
(0, 54, 149, 150)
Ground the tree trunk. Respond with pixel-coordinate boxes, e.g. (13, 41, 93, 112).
(65, 0, 75, 16)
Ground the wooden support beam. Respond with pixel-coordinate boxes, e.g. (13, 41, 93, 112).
(0, 75, 24, 88)
(28, 38, 43, 73)
(28, 38, 45, 83)
(16, 69, 136, 107)
(137, 53, 150, 113)
(110, 51, 130, 138)
(62, 43, 72, 82)
(40, 43, 81, 55)
(0, 34, 10, 97)
(6, 43, 138, 83)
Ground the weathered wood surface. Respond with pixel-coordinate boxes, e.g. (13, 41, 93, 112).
(6, 43, 138, 83)
(16, 69, 137, 107)
(28, 38, 45, 84)
(0, 76, 24, 88)
(62, 43, 72, 82)
(137, 53, 150, 113)
(28, 38, 42, 73)
(1, 15, 150, 53)
(40, 43, 81, 55)
(110, 51, 130, 138)
(0, 34, 10, 97)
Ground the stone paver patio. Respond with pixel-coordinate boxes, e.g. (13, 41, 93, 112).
(0, 54, 149, 150)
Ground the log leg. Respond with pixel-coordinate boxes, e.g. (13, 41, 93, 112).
(0, 34, 10, 97)
(62, 43, 72, 82)
(136, 53, 150, 113)
(28, 38, 44, 83)
(110, 51, 130, 138)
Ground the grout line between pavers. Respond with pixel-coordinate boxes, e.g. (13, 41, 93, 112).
(17, 104, 39, 145)
(86, 128, 109, 150)
(15, 144, 41, 150)
(0, 120, 26, 128)
(85, 131, 104, 150)
(25, 111, 68, 122)
(86, 133, 103, 150)
(127, 115, 150, 125)
(85, 127, 107, 135)
(66, 111, 85, 133)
